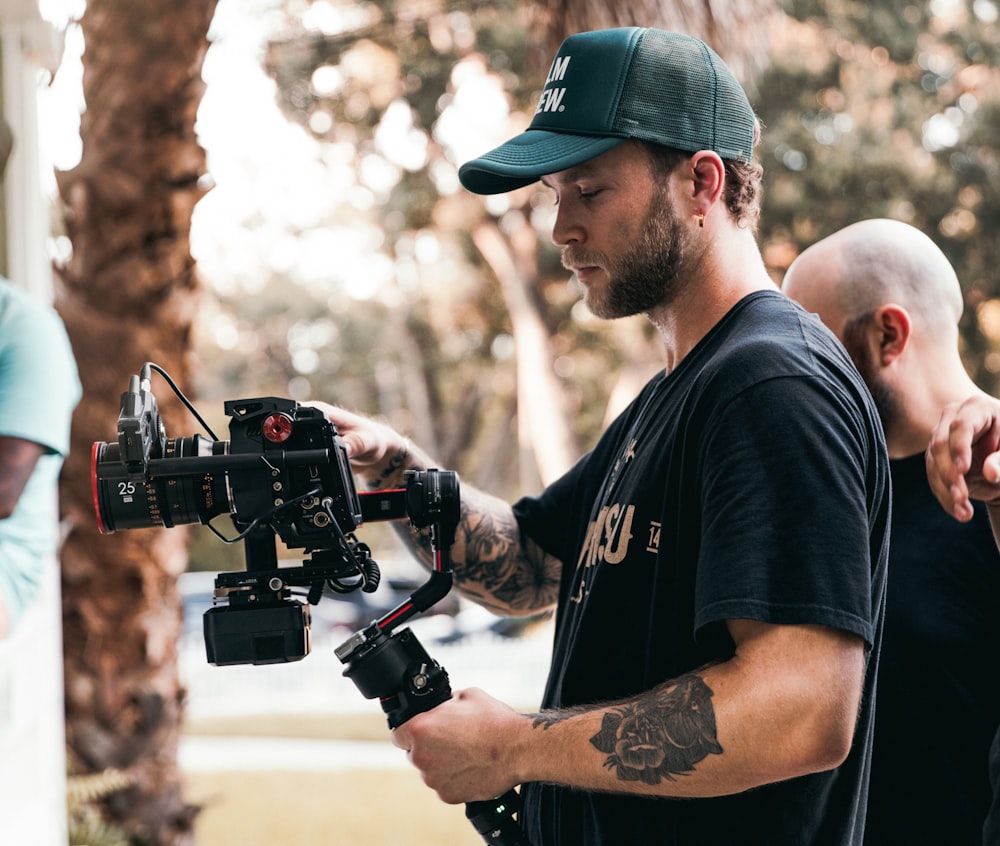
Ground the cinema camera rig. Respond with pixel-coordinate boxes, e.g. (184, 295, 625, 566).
(91, 363, 531, 845)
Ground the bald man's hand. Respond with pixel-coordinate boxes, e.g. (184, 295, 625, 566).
(926, 394, 1000, 522)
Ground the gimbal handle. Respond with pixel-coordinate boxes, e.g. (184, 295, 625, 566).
(335, 472, 532, 845)
(337, 624, 532, 845)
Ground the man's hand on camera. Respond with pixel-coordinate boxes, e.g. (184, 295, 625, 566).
(307, 403, 415, 486)
(926, 394, 1000, 521)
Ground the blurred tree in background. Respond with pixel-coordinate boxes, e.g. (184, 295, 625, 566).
(755, 0, 1000, 391)
(190, 0, 1000, 527)
(55, 0, 215, 842)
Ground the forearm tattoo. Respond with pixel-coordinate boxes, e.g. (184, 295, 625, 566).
(388, 475, 559, 613)
(585, 675, 723, 785)
(455, 500, 560, 613)
(531, 708, 589, 730)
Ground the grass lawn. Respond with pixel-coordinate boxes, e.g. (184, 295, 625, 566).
(182, 712, 485, 845)
(185, 769, 482, 845)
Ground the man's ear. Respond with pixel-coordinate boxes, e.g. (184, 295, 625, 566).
(874, 304, 911, 364)
(689, 150, 725, 214)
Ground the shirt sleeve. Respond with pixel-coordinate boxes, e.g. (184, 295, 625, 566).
(0, 298, 80, 456)
(694, 373, 882, 646)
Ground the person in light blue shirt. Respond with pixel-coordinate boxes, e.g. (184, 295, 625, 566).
(0, 275, 81, 636)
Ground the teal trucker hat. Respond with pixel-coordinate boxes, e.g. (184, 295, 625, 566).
(458, 27, 757, 195)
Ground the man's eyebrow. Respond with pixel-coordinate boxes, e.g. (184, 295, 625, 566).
(541, 164, 598, 188)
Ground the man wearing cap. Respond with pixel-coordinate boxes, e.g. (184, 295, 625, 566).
(315, 27, 889, 845)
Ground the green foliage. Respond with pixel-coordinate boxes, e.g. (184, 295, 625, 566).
(66, 767, 134, 846)
(193, 0, 634, 501)
(193, 0, 1000, 508)
(755, 0, 1000, 392)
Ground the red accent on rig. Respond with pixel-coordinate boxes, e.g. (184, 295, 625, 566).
(378, 603, 414, 631)
(262, 412, 294, 443)
(91, 442, 109, 535)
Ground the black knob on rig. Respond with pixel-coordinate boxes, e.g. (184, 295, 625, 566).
(340, 627, 451, 728)
(466, 790, 533, 845)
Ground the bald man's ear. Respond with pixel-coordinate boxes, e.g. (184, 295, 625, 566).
(874, 304, 911, 364)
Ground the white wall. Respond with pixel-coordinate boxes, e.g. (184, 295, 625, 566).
(0, 0, 63, 299)
(0, 5, 69, 846)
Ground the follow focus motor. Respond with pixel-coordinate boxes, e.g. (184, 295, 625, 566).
(91, 363, 531, 845)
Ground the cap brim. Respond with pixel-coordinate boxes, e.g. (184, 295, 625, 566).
(458, 129, 624, 195)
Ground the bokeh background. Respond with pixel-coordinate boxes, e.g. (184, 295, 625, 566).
(5, 0, 1000, 842)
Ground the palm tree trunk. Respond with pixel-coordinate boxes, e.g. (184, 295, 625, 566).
(54, 0, 217, 841)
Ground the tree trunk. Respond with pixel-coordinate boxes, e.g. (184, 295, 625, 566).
(54, 0, 217, 842)
(473, 219, 578, 485)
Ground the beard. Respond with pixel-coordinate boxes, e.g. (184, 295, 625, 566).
(562, 190, 693, 320)
(841, 319, 900, 435)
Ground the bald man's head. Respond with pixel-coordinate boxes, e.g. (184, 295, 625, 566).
(783, 219, 972, 453)
(782, 218, 963, 341)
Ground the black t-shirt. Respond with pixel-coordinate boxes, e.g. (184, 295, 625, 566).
(864, 453, 1000, 846)
(513, 291, 890, 846)
(986, 728, 1000, 846)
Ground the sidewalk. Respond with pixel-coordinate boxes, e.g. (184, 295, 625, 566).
(180, 614, 553, 721)
(179, 735, 408, 772)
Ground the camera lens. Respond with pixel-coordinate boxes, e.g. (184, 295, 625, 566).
(91, 435, 230, 533)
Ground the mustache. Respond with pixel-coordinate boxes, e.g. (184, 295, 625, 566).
(561, 248, 606, 271)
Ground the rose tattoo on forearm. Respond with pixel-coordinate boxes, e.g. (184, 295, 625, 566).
(589, 674, 723, 784)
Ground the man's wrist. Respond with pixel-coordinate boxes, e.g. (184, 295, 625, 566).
(366, 440, 412, 490)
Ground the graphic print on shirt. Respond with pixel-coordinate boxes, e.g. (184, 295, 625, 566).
(571, 435, 660, 604)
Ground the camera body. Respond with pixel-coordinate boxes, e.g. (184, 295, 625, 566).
(224, 396, 363, 547)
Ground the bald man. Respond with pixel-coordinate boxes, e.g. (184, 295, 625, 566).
(783, 218, 1000, 846)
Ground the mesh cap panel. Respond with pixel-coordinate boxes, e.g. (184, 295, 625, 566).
(612, 30, 754, 163)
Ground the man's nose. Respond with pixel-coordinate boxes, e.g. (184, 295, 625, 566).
(551, 204, 583, 246)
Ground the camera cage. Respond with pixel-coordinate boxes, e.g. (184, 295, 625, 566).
(91, 363, 460, 670)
